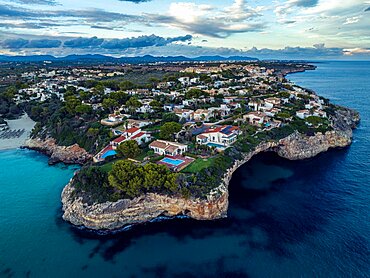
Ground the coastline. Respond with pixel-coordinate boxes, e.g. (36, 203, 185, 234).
(23, 137, 92, 165)
(61, 107, 360, 231)
(0, 114, 35, 151)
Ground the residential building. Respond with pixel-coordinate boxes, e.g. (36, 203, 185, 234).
(149, 140, 188, 156)
(296, 109, 310, 119)
(196, 125, 240, 147)
(173, 108, 194, 121)
(193, 109, 212, 121)
(244, 111, 266, 126)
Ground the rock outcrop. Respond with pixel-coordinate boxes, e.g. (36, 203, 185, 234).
(23, 138, 92, 165)
(61, 107, 359, 231)
(62, 182, 228, 230)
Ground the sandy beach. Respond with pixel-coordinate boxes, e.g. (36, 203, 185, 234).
(0, 114, 36, 151)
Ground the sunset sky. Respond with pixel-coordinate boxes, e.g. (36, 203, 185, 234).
(0, 0, 369, 59)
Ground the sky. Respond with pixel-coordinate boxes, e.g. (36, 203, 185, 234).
(0, 0, 369, 59)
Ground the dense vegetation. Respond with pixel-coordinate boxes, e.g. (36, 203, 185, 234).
(108, 160, 179, 198)
(0, 85, 23, 119)
(24, 94, 111, 153)
(73, 160, 181, 203)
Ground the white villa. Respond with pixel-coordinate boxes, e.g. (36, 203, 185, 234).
(264, 97, 281, 108)
(193, 109, 212, 121)
(149, 140, 188, 157)
(111, 127, 151, 147)
(196, 125, 241, 147)
(296, 109, 311, 119)
(173, 108, 194, 121)
(244, 111, 266, 126)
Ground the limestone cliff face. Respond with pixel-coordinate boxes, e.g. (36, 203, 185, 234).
(23, 138, 92, 165)
(62, 181, 229, 230)
(61, 107, 359, 231)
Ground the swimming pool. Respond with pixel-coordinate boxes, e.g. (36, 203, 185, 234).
(161, 157, 185, 166)
(101, 150, 117, 159)
(206, 142, 226, 149)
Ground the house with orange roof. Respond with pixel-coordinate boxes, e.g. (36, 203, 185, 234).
(149, 140, 188, 157)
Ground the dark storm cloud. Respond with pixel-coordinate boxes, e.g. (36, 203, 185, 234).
(293, 0, 319, 8)
(0, 34, 192, 50)
(100, 34, 192, 49)
(2, 38, 61, 48)
(64, 36, 104, 48)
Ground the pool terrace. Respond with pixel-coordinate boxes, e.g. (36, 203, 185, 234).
(157, 155, 195, 172)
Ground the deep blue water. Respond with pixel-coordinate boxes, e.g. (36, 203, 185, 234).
(0, 61, 369, 277)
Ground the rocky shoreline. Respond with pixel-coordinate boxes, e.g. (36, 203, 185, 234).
(23, 138, 92, 165)
(61, 107, 360, 231)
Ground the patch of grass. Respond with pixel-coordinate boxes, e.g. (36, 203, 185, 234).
(143, 124, 162, 132)
(181, 157, 216, 173)
(99, 158, 121, 173)
(135, 149, 150, 161)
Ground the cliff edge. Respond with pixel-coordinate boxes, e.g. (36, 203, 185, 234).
(23, 138, 92, 165)
(61, 107, 359, 231)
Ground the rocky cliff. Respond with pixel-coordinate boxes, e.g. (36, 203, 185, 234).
(23, 138, 92, 165)
(61, 107, 359, 231)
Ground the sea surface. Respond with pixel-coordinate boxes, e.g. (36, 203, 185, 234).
(0, 61, 369, 277)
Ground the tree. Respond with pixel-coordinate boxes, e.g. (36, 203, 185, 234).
(143, 163, 169, 190)
(75, 104, 92, 115)
(79, 90, 90, 101)
(110, 91, 129, 105)
(119, 80, 135, 91)
(185, 88, 209, 99)
(4, 86, 17, 101)
(306, 116, 324, 126)
(116, 140, 141, 158)
(65, 95, 81, 115)
(159, 122, 182, 140)
(149, 100, 162, 111)
(162, 113, 180, 123)
(108, 160, 143, 198)
(126, 97, 141, 115)
(92, 84, 105, 96)
(102, 98, 118, 113)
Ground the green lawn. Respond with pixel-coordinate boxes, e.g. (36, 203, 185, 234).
(100, 160, 116, 173)
(181, 157, 216, 173)
(143, 124, 161, 131)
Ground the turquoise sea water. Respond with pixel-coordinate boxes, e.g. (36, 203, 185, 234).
(0, 61, 369, 277)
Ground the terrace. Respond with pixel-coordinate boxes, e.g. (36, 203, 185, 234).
(157, 155, 195, 172)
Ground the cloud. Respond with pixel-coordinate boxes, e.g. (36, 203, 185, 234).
(145, 0, 266, 38)
(275, 0, 319, 22)
(365, 7, 370, 12)
(118, 0, 151, 2)
(344, 16, 360, 25)
(100, 34, 192, 49)
(64, 36, 104, 48)
(1, 34, 192, 50)
(343, 48, 370, 55)
(0, 4, 140, 23)
(1, 34, 369, 60)
(0, 21, 60, 29)
(244, 44, 345, 59)
(2, 38, 61, 48)
(11, 0, 58, 5)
